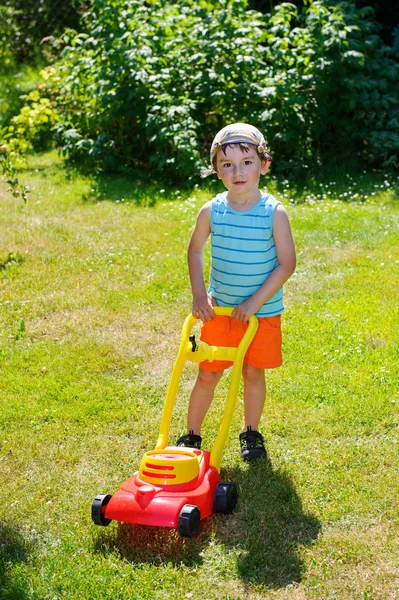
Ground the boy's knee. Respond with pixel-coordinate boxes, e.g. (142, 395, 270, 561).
(197, 368, 223, 387)
(242, 364, 265, 383)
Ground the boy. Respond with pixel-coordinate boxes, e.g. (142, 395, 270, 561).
(177, 123, 296, 461)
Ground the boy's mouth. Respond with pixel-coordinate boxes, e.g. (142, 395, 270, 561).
(233, 181, 246, 185)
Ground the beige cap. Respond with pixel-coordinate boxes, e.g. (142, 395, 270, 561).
(200, 122, 271, 177)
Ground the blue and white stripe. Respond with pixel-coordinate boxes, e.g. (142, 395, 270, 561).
(208, 192, 284, 317)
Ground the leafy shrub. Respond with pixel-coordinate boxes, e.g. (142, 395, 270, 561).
(0, 5, 18, 71)
(4, 0, 399, 181)
(4, 89, 58, 155)
(0, 67, 58, 202)
(260, 1, 399, 169)
(2, 0, 83, 63)
(0, 146, 31, 203)
(50, 0, 269, 177)
(0, 66, 45, 131)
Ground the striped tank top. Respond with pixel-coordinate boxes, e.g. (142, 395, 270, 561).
(208, 192, 284, 317)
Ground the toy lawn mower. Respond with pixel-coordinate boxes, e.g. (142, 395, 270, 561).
(91, 307, 258, 537)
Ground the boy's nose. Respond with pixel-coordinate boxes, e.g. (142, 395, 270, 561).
(233, 165, 242, 177)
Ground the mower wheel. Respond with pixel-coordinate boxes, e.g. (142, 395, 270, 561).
(91, 494, 112, 526)
(214, 481, 238, 514)
(178, 504, 201, 538)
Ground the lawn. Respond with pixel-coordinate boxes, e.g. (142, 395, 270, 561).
(1, 152, 399, 599)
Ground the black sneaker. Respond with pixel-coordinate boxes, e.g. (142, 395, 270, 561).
(239, 426, 267, 461)
(176, 430, 202, 450)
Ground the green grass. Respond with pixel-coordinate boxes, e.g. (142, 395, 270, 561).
(1, 151, 399, 599)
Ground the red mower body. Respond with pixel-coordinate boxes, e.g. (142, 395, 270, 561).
(102, 449, 220, 528)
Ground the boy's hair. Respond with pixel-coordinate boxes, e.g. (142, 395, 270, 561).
(200, 123, 272, 178)
(212, 142, 271, 171)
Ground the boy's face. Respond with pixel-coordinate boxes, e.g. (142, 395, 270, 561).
(215, 145, 270, 199)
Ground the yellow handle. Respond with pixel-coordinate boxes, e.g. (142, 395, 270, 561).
(208, 310, 258, 471)
(155, 308, 259, 471)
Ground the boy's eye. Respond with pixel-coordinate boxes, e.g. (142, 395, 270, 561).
(244, 160, 253, 165)
(222, 163, 232, 168)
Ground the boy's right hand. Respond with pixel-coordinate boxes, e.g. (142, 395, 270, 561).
(192, 294, 216, 322)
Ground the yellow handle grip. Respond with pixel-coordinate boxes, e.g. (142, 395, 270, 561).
(187, 305, 257, 327)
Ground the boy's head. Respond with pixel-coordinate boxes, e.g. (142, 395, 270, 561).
(200, 123, 272, 178)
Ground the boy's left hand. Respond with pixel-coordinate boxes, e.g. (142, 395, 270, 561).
(232, 301, 257, 324)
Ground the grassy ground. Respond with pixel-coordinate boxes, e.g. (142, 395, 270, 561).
(1, 152, 399, 599)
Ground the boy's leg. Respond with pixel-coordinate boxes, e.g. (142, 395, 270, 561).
(187, 368, 224, 435)
(240, 364, 267, 461)
(242, 364, 266, 431)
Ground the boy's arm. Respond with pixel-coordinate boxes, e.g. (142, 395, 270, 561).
(232, 204, 296, 323)
(188, 202, 215, 322)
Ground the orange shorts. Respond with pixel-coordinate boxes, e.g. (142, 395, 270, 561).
(199, 314, 282, 372)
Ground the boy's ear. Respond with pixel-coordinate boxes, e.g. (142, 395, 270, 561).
(216, 168, 223, 180)
(261, 160, 271, 175)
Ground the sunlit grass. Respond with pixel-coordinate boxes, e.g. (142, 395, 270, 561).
(1, 152, 399, 599)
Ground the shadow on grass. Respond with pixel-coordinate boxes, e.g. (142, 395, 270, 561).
(85, 175, 166, 207)
(18, 150, 399, 207)
(216, 459, 321, 589)
(92, 459, 319, 586)
(28, 152, 223, 207)
(0, 521, 30, 599)
(81, 167, 399, 207)
(93, 520, 210, 566)
(65, 162, 203, 207)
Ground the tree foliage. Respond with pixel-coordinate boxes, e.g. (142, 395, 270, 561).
(1, 0, 83, 63)
(3, 0, 399, 180)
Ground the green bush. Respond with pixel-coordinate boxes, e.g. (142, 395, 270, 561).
(0, 67, 57, 202)
(261, 2, 399, 170)
(51, 0, 268, 177)
(2, 0, 82, 63)
(0, 5, 18, 71)
(4, 0, 399, 179)
(0, 66, 45, 130)
(2, 68, 59, 155)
